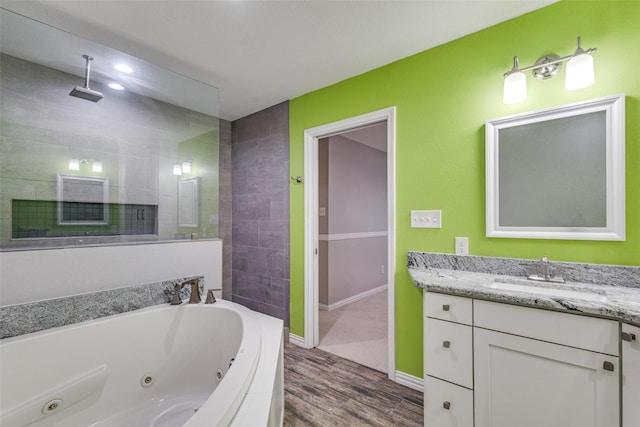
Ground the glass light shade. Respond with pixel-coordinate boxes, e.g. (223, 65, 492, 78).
(565, 53, 594, 90)
(92, 161, 103, 173)
(182, 161, 192, 174)
(68, 158, 80, 171)
(173, 164, 182, 176)
(503, 71, 527, 104)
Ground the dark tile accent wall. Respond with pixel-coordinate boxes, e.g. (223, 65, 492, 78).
(219, 119, 233, 300)
(231, 102, 290, 325)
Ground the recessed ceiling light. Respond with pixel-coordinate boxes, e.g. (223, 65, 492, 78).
(114, 63, 133, 73)
(108, 83, 125, 91)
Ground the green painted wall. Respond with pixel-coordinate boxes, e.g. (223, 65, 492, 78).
(289, 1, 640, 377)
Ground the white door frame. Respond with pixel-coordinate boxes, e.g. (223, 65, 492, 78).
(303, 106, 397, 380)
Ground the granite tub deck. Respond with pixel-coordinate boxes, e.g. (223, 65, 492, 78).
(408, 253, 640, 326)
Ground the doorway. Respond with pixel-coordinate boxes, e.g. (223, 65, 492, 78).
(317, 124, 388, 372)
(303, 107, 396, 380)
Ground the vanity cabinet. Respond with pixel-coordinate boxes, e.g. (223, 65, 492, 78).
(474, 300, 619, 427)
(423, 292, 629, 427)
(622, 323, 640, 427)
(423, 293, 473, 427)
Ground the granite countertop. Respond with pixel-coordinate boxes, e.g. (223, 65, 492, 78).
(409, 266, 640, 326)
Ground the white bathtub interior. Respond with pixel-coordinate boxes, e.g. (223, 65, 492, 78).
(0, 301, 283, 427)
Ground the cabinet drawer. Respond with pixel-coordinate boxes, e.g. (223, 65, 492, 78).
(424, 376, 473, 427)
(424, 318, 473, 388)
(425, 292, 472, 325)
(474, 299, 619, 356)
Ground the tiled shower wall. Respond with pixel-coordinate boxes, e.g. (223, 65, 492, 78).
(231, 102, 290, 325)
(219, 119, 233, 299)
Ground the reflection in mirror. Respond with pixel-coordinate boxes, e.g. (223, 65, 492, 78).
(178, 177, 200, 228)
(57, 175, 110, 225)
(0, 9, 220, 249)
(486, 94, 625, 240)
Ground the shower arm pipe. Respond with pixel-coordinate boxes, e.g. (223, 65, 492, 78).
(82, 55, 94, 89)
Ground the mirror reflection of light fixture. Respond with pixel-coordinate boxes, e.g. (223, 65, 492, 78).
(173, 163, 183, 176)
(108, 83, 125, 91)
(68, 158, 80, 171)
(503, 36, 597, 104)
(182, 160, 192, 174)
(68, 158, 103, 173)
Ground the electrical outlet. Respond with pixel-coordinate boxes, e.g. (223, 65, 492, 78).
(411, 210, 442, 228)
(455, 237, 469, 256)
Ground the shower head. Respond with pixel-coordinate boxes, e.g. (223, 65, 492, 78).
(69, 55, 103, 102)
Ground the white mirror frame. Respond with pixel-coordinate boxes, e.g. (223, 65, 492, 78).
(486, 94, 625, 240)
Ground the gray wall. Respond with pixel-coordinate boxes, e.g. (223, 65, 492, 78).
(319, 135, 387, 307)
(231, 102, 290, 325)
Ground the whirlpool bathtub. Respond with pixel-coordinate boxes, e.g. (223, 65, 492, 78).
(0, 300, 284, 427)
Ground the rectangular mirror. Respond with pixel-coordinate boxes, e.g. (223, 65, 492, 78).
(57, 175, 109, 225)
(486, 94, 625, 240)
(178, 177, 199, 227)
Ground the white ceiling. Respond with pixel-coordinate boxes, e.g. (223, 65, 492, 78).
(1, 0, 556, 121)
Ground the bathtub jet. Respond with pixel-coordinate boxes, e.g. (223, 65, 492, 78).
(69, 54, 103, 102)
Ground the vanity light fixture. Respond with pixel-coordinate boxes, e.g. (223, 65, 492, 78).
(503, 36, 597, 104)
(92, 161, 103, 173)
(173, 163, 183, 176)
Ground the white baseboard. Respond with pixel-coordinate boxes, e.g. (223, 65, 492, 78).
(319, 284, 387, 311)
(394, 370, 424, 392)
(288, 333, 306, 348)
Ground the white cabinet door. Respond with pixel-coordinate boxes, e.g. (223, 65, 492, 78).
(475, 327, 619, 427)
(623, 323, 640, 427)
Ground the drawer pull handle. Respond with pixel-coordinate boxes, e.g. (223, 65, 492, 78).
(622, 332, 637, 342)
(442, 340, 451, 348)
(443, 401, 451, 410)
(603, 361, 615, 372)
(442, 304, 450, 311)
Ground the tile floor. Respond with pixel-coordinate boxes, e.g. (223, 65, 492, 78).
(318, 290, 388, 372)
(284, 343, 424, 426)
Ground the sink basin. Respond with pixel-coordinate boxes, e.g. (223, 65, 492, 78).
(489, 279, 609, 303)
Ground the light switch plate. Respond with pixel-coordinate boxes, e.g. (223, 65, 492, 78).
(319, 207, 327, 217)
(411, 210, 442, 228)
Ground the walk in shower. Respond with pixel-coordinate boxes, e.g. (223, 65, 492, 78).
(0, 9, 220, 249)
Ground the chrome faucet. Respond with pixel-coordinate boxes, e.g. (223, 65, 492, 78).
(170, 278, 201, 305)
(527, 256, 566, 283)
(540, 256, 550, 280)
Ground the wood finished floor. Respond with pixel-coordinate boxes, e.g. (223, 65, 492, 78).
(284, 343, 424, 426)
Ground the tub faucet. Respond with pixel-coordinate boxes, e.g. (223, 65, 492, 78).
(205, 289, 223, 304)
(170, 279, 201, 305)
